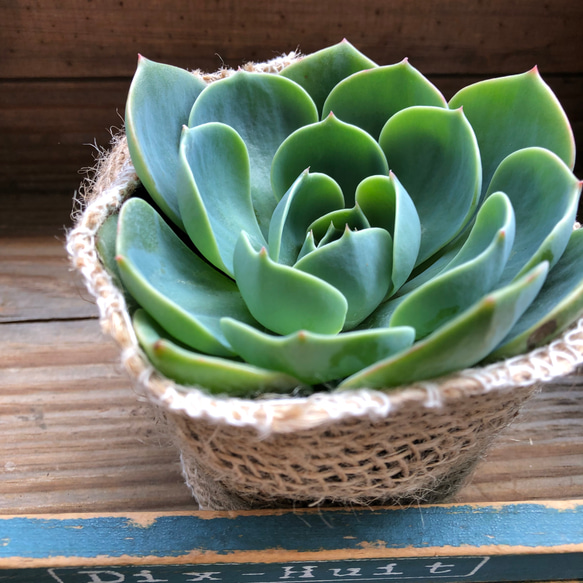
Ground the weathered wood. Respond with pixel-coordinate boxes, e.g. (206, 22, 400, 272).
(0, 237, 99, 321)
(0, 502, 582, 583)
(0, 237, 582, 520)
(0, 319, 194, 514)
(0, 80, 129, 236)
(2, 0, 582, 79)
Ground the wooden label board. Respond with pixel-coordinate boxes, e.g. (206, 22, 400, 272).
(1, 500, 582, 582)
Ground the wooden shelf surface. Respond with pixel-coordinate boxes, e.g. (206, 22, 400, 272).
(1, 236, 583, 516)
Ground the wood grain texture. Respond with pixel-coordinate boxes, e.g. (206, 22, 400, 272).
(0, 237, 99, 321)
(2, 0, 582, 79)
(0, 238, 582, 515)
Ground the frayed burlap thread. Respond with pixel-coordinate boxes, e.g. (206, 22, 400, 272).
(67, 54, 583, 510)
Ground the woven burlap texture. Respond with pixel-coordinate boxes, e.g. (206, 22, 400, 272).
(67, 54, 583, 510)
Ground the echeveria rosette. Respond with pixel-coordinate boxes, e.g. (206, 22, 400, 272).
(113, 40, 582, 396)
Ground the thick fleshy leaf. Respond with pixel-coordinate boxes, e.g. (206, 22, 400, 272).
(355, 173, 421, 296)
(233, 232, 348, 335)
(485, 147, 581, 286)
(125, 57, 206, 228)
(221, 317, 415, 385)
(490, 228, 583, 359)
(133, 309, 301, 396)
(177, 123, 265, 276)
(449, 68, 576, 197)
(379, 106, 482, 264)
(268, 170, 344, 265)
(116, 198, 256, 357)
(272, 114, 389, 206)
(399, 189, 515, 296)
(297, 230, 317, 261)
(389, 192, 515, 339)
(307, 204, 371, 244)
(294, 227, 393, 330)
(96, 213, 141, 313)
(340, 262, 548, 389)
(188, 71, 318, 236)
(280, 39, 377, 115)
(322, 60, 447, 139)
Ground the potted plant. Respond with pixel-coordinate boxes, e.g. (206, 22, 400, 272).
(68, 40, 583, 510)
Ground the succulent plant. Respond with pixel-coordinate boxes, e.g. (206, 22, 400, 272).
(98, 40, 583, 396)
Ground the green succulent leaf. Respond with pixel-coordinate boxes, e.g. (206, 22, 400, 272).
(96, 213, 122, 285)
(294, 227, 393, 330)
(233, 231, 348, 335)
(221, 317, 415, 385)
(340, 262, 549, 389)
(389, 192, 516, 339)
(272, 114, 389, 206)
(485, 147, 581, 286)
(449, 68, 576, 197)
(125, 56, 206, 228)
(322, 60, 447, 139)
(280, 39, 377, 116)
(297, 230, 318, 261)
(116, 198, 257, 357)
(268, 170, 344, 265)
(355, 173, 421, 297)
(96, 213, 141, 314)
(379, 106, 482, 264)
(188, 71, 318, 235)
(177, 122, 265, 276)
(133, 309, 301, 396)
(490, 228, 583, 359)
(308, 204, 371, 245)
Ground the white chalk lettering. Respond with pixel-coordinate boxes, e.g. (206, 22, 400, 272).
(132, 570, 168, 582)
(373, 563, 404, 576)
(77, 571, 125, 583)
(183, 573, 221, 582)
(280, 565, 317, 579)
(329, 567, 362, 577)
(426, 561, 456, 574)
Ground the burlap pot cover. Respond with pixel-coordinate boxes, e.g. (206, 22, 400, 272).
(67, 54, 583, 511)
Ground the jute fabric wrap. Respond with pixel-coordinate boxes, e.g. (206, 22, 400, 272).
(67, 54, 583, 510)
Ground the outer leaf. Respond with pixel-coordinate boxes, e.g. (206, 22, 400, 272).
(294, 227, 393, 330)
(355, 173, 421, 296)
(188, 71, 318, 236)
(233, 232, 348, 335)
(268, 170, 344, 265)
(379, 106, 482, 264)
(399, 188, 516, 296)
(96, 214, 141, 314)
(490, 229, 583, 359)
(449, 68, 576, 197)
(125, 56, 206, 228)
(177, 123, 265, 276)
(322, 60, 447, 139)
(280, 39, 377, 116)
(272, 114, 389, 206)
(341, 262, 548, 389)
(116, 198, 256, 357)
(133, 309, 301, 396)
(221, 317, 415, 385)
(485, 147, 581, 286)
(389, 192, 515, 339)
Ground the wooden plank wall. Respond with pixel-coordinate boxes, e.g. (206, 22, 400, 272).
(1, 0, 582, 237)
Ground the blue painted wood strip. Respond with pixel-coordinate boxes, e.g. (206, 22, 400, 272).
(1, 501, 582, 562)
